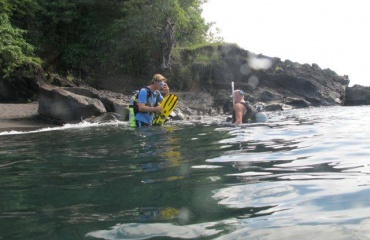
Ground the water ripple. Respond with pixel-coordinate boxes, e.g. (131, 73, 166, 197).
(2, 106, 370, 239)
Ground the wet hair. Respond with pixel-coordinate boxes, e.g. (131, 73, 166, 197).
(152, 74, 167, 83)
(234, 90, 245, 96)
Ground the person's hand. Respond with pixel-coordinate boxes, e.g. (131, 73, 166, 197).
(162, 83, 170, 95)
(155, 106, 163, 112)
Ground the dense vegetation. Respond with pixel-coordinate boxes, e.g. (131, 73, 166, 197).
(1, 0, 218, 87)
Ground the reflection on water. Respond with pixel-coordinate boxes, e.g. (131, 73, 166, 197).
(1, 106, 370, 239)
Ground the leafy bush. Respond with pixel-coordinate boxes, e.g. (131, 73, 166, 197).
(0, 13, 41, 78)
(2, 0, 213, 85)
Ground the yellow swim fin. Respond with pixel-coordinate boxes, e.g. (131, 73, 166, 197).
(153, 94, 178, 126)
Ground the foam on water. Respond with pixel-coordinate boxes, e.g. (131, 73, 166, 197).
(0, 120, 128, 136)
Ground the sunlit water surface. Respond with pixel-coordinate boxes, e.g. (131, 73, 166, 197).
(1, 106, 370, 239)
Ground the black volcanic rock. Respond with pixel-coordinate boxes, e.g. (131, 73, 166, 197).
(170, 44, 350, 112)
(344, 85, 370, 106)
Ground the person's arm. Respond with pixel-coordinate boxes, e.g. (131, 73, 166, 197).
(138, 103, 162, 113)
(137, 89, 162, 112)
(234, 103, 245, 124)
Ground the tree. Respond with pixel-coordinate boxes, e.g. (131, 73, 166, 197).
(0, 12, 41, 78)
(105, 0, 209, 76)
(2, 0, 211, 82)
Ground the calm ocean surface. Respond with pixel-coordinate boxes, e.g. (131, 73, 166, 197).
(1, 106, 370, 239)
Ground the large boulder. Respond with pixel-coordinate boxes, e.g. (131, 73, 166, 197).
(64, 87, 130, 120)
(344, 85, 370, 106)
(38, 85, 107, 123)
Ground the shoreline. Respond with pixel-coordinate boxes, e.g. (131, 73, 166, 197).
(0, 119, 55, 132)
(0, 103, 54, 132)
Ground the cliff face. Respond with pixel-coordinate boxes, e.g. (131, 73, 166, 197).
(169, 44, 350, 109)
(258, 59, 349, 106)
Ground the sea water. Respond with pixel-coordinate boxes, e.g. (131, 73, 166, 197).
(1, 106, 370, 239)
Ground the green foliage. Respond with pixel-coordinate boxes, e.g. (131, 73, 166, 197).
(170, 44, 224, 90)
(275, 66, 283, 72)
(0, 13, 41, 78)
(174, 43, 221, 64)
(105, 0, 210, 78)
(2, 0, 211, 83)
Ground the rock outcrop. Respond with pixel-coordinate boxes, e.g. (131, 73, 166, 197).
(170, 44, 350, 113)
(38, 85, 106, 123)
(344, 85, 370, 106)
(38, 84, 130, 123)
(0, 65, 44, 103)
(258, 60, 349, 106)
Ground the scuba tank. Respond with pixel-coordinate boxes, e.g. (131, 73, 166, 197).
(254, 102, 267, 123)
(128, 87, 156, 127)
(128, 92, 138, 127)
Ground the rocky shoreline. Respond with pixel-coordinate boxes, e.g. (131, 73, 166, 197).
(0, 90, 223, 132)
(0, 103, 54, 132)
(2, 43, 370, 132)
(1, 83, 370, 132)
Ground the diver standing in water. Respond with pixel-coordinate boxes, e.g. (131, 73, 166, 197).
(232, 89, 267, 124)
(129, 74, 170, 128)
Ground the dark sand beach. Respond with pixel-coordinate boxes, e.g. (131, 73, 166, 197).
(0, 103, 54, 132)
